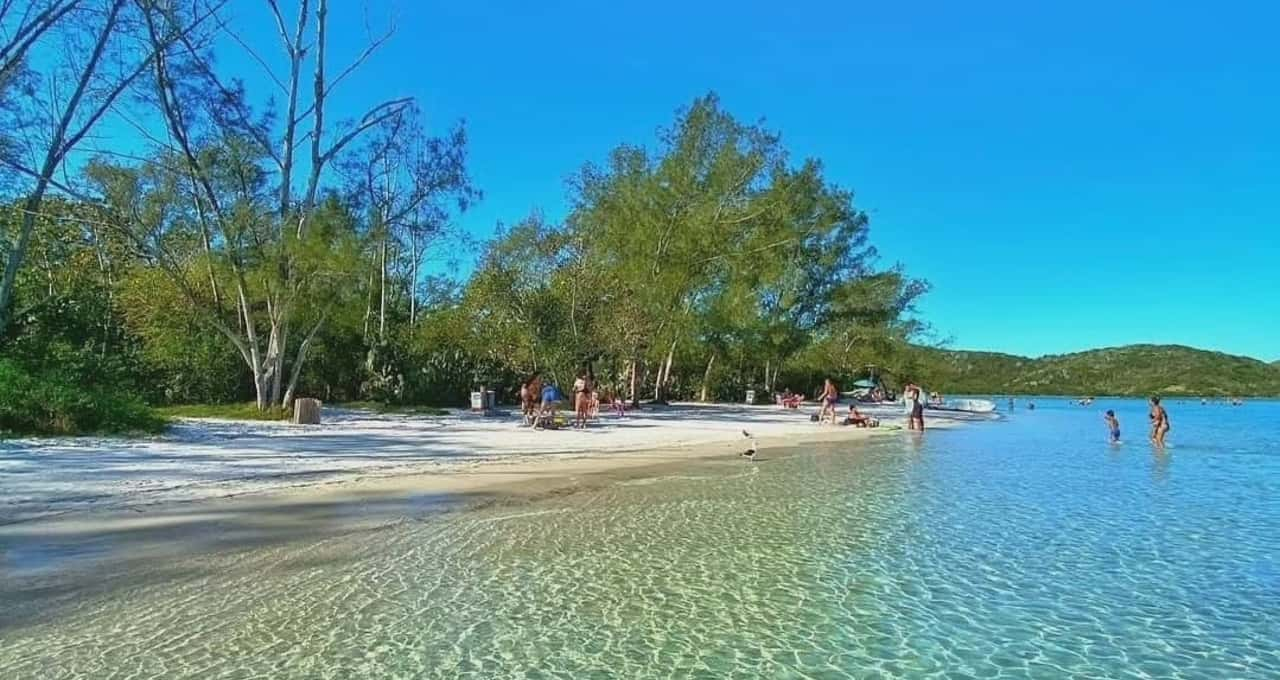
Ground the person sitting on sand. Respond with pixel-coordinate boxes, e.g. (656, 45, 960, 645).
(1149, 396, 1170, 446)
(780, 389, 803, 409)
(818, 378, 839, 423)
(536, 382, 566, 429)
(845, 404, 877, 428)
(1104, 409, 1121, 443)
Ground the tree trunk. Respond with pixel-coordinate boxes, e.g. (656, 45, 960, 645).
(253, 364, 270, 410)
(363, 263, 375, 338)
(281, 316, 326, 409)
(378, 235, 388, 339)
(628, 358, 642, 407)
(652, 361, 662, 403)
(409, 231, 418, 325)
(0, 185, 49, 331)
(662, 340, 676, 400)
(700, 353, 716, 402)
(653, 339, 677, 403)
(269, 317, 287, 404)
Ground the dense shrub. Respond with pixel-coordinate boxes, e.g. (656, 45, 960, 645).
(0, 359, 166, 436)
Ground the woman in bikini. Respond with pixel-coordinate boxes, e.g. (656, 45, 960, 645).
(573, 369, 594, 429)
(1149, 396, 1170, 446)
(819, 379, 839, 423)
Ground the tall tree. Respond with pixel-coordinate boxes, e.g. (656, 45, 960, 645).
(0, 0, 216, 334)
(126, 0, 414, 409)
(340, 106, 477, 340)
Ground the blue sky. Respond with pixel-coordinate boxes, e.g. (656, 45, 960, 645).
(173, 1, 1280, 360)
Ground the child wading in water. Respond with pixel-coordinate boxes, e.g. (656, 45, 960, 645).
(1104, 410, 1121, 443)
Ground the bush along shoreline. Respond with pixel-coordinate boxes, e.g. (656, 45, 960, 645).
(0, 359, 167, 437)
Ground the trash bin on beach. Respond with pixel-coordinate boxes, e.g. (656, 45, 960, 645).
(745, 389, 756, 405)
(470, 388, 496, 413)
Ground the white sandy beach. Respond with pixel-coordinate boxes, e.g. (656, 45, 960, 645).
(0, 402, 983, 526)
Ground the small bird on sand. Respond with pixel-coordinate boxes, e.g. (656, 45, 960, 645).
(741, 430, 758, 461)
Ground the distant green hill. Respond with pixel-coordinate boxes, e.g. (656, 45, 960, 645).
(917, 344, 1280, 397)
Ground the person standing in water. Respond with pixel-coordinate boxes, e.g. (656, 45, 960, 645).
(1149, 396, 1170, 446)
(1104, 410, 1121, 443)
(903, 383, 924, 431)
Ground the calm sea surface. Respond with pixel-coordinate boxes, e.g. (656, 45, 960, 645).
(1, 398, 1277, 678)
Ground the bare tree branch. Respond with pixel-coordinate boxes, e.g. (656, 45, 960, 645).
(288, 19, 394, 127)
(0, 0, 80, 85)
(323, 97, 413, 165)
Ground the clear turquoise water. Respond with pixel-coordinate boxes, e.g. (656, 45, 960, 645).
(1, 398, 1277, 678)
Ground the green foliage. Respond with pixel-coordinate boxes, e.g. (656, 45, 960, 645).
(916, 344, 1280, 396)
(0, 358, 166, 436)
(458, 95, 927, 401)
(117, 268, 248, 404)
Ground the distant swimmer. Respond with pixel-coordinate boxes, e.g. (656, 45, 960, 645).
(1008, 397, 1015, 410)
(1149, 396, 1170, 447)
(1104, 410, 1121, 444)
(1028, 402, 1036, 411)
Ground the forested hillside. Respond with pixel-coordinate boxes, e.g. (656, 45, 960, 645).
(917, 345, 1280, 396)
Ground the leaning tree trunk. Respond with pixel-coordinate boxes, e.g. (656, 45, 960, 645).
(281, 316, 326, 409)
(657, 340, 676, 402)
(0, 183, 49, 333)
(700, 353, 716, 402)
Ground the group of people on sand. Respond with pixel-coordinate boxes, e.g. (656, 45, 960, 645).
(519, 370, 625, 430)
(1102, 397, 1171, 446)
(768, 378, 938, 430)
(809, 378, 895, 429)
